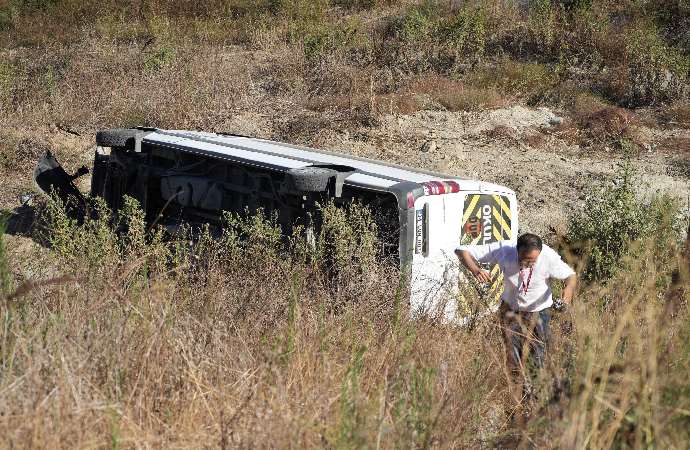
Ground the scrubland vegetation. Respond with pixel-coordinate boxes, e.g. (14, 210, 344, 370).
(1, 0, 689, 132)
(0, 164, 688, 448)
(1, 1, 690, 448)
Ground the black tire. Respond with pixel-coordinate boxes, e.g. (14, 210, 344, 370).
(288, 167, 337, 192)
(96, 129, 138, 148)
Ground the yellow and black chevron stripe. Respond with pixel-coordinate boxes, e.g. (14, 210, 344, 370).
(458, 194, 513, 314)
(460, 194, 512, 245)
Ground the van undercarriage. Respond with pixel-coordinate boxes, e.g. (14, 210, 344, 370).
(36, 130, 402, 261)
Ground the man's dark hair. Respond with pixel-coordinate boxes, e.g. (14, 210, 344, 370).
(517, 233, 542, 254)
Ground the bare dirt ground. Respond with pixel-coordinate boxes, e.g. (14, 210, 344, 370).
(221, 104, 690, 238)
(2, 105, 690, 244)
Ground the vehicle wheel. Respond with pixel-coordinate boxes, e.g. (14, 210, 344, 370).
(288, 167, 337, 192)
(95, 128, 138, 148)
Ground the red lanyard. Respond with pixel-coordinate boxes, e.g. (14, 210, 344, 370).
(519, 267, 533, 295)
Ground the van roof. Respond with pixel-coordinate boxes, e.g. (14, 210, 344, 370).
(142, 129, 514, 195)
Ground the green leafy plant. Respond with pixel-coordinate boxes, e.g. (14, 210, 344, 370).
(439, 6, 487, 62)
(318, 201, 378, 285)
(143, 46, 176, 72)
(566, 159, 684, 282)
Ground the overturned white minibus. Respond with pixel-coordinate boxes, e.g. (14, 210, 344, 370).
(34, 128, 518, 321)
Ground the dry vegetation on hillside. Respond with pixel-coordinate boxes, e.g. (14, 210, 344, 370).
(1, 0, 689, 131)
(0, 192, 688, 448)
(1, 0, 690, 448)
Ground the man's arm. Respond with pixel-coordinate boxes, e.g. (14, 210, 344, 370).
(455, 249, 492, 283)
(561, 273, 577, 304)
(548, 248, 577, 304)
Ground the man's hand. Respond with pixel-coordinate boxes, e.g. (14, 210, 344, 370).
(456, 249, 491, 283)
(473, 269, 492, 283)
(561, 274, 577, 305)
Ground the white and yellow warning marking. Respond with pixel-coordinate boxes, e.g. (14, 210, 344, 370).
(462, 194, 480, 224)
(493, 194, 511, 217)
(492, 209, 511, 239)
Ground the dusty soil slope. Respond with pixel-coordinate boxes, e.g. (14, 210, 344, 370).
(330, 105, 690, 237)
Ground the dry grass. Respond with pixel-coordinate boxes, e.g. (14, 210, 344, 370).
(521, 132, 548, 149)
(481, 125, 518, 142)
(409, 76, 506, 112)
(554, 94, 652, 151)
(1, 0, 688, 141)
(658, 137, 690, 155)
(0, 199, 689, 448)
(661, 101, 690, 129)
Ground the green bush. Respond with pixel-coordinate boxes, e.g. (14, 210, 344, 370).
(386, 2, 442, 72)
(318, 201, 378, 279)
(566, 159, 685, 282)
(301, 19, 369, 63)
(527, 0, 558, 51)
(39, 195, 119, 270)
(467, 60, 556, 101)
(396, 6, 436, 44)
(221, 208, 283, 261)
(438, 6, 487, 61)
(143, 46, 176, 72)
(0, 1, 19, 31)
(38, 195, 169, 276)
(619, 25, 690, 106)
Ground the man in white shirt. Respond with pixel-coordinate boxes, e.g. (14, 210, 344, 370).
(455, 233, 577, 386)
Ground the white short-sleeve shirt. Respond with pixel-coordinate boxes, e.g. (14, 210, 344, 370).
(456, 241, 575, 312)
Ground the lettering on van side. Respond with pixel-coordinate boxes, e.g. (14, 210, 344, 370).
(482, 205, 492, 244)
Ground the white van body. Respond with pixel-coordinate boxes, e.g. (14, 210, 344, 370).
(35, 128, 518, 322)
(410, 186, 517, 321)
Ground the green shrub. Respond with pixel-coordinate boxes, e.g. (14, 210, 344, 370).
(301, 19, 369, 63)
(0, 1, 19, 31)
(468, 60, 556, 101)
(38, 195, 166, 275)
(620, 25, 689, 106)
(143, 46, 176, 72)
(318, 201, 378, 280)
(438, 5, 487, 62)
(396, 5, 436, 44)
(221, 208, 283, 261)
(527, 0, 558, 51)
(386, 2, 442, 72)
(116, 196, 147, 256)
(566, 159, 685, 283)
(39, 195, 119, 270)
